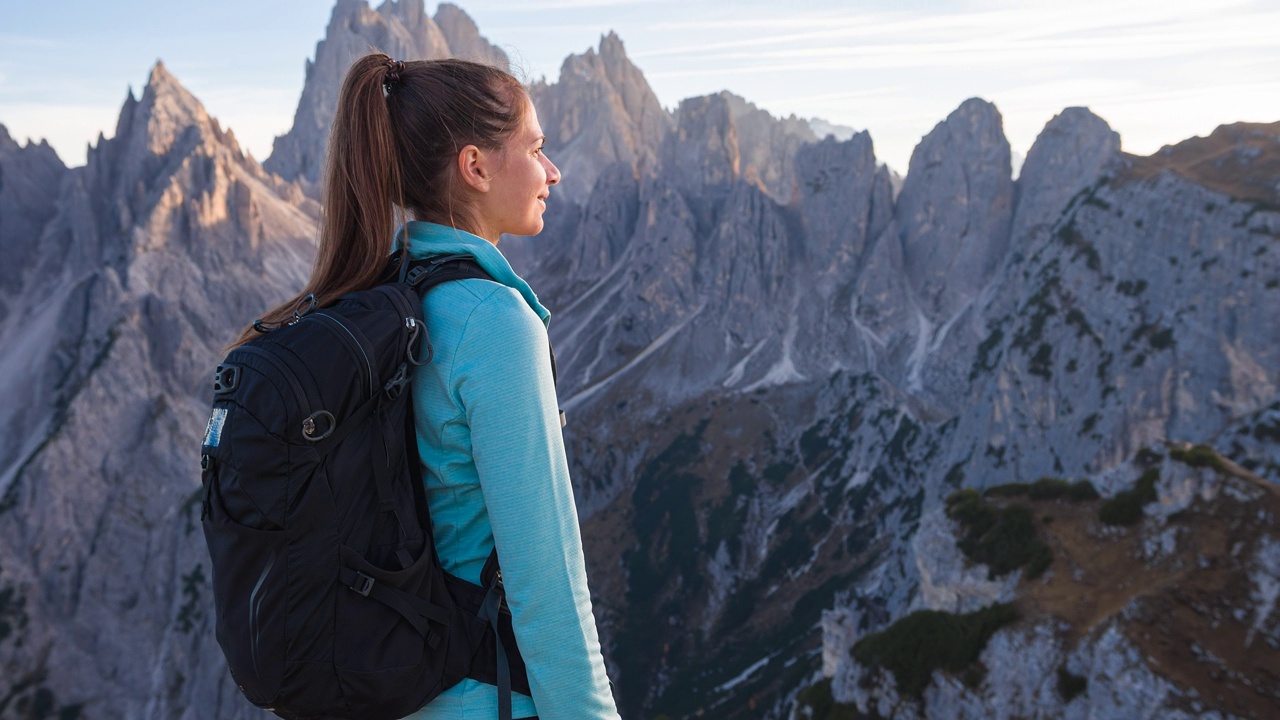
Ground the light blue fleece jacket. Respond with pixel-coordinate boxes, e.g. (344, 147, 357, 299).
(399, 222, 620, 720)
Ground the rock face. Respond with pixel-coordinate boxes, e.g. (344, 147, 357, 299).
(897, 98, 1014, 323)
(0, 125, 66, 323)
(822, 444, 1280, 720)
(1, 2, 1278, 719)
(0, 62, 315, 718)
(264, 0, 508, 189)
(1010, 107, 1120, 244)
(529, 32, 673, 203)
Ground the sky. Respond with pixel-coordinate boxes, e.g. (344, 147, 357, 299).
(1, 0, 1278, 175)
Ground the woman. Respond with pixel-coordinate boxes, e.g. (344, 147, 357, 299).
(239, 53, 619, 720)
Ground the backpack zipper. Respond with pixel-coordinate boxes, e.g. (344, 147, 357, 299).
(312, 312, 374, 399)
(237, 345, 310, 424)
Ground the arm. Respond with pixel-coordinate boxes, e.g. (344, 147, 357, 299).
(452, 289, 620, 720)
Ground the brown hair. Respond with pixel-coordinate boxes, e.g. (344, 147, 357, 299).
(229, 53, 528, 348)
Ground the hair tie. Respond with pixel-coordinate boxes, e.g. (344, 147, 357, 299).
(383, 59, 406, 95)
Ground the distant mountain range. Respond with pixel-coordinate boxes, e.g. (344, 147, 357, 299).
(0, 1, 1277, 718)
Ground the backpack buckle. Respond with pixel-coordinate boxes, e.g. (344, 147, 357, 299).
(404, 264, 427, 287)
(350, 572, 375, 597)
(384, 363, 410, 399)
(213, 364, 240, 393)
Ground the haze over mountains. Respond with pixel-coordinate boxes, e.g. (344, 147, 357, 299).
(0, 1, 1277, 718)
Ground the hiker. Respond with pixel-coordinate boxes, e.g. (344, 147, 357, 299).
(229, 53, 619, 720)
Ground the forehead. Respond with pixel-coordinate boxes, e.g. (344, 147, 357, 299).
(515, 95, 543, 139)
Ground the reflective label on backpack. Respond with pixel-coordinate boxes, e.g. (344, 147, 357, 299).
(203, 408, 228, 448)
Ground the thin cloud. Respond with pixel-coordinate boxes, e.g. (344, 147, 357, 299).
(463, 0, 674, 10)
(637, 0, 1277, 65)
(0, 34, 61, 49)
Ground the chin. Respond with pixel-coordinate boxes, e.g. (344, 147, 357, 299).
(501, 220, 545, 241)
(521, 217, 545, 237)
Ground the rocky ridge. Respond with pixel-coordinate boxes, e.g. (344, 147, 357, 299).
(814, 442, 1280, 720)
(264, 0, 509, 190)
(517, 44, 1280, 715)
(0, 126, 66, 324)
(0, 62, 315, 716)
(0, 1, 1276, 718)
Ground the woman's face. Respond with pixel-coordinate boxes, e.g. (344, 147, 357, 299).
(472, 95, 561, 242)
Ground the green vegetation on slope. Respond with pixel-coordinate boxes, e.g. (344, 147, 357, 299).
(1099, 467, 1159, 526)
(852, 603, 1020, 700)
(945, 490, 1053, 579)
(794, 678, 861, 720)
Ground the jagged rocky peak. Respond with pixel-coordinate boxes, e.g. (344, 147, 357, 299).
(658, 90, 820, 204)
(531, 31, 672, 201)
(717, 92, 818, 204)
(77, 61, 242, 248)
(0, 122, 64, 163)
(266, 0, 506, 188)
(1012, 107, 1120, 241)
(57, 60, 315, 280)
(0, 123, 67, 242)
(1118, 120, 1280, 205)
(434, 2, 509, 68)
(661, 92, 741, 197)
(116, 61, 241, 162)
(794, 131, 880, 276)
(897, 97, 1013, 321)
(0, 123, 68, 317)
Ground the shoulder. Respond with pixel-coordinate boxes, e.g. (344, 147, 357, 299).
(447, 281, 546, 355)
(424, 278, 532, 324)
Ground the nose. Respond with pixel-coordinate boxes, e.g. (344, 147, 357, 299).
(544, 155, 560, 186)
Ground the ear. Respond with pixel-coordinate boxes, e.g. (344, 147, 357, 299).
(456, 144, 493, 193)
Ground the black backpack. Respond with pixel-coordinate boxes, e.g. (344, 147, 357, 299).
(200, 255, 531, 720)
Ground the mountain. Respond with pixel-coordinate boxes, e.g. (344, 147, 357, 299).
(0, 2, 1277, 718)
(814, 440, 1280, 720)
(265, 0, 509, 190)
(0, 126, 66, 325)
(0, 61, 316, 716)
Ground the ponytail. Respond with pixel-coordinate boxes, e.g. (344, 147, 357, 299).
(229, 54, 405, 348)
(228, 53, 527, 349)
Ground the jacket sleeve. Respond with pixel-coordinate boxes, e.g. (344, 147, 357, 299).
(450, 288, 621, 720)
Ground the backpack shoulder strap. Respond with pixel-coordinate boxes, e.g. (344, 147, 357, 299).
(405, 255, 562, 401)
(404, 254, 494, 290)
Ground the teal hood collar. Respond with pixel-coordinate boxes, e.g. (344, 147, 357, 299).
(400, 221, 550, 327)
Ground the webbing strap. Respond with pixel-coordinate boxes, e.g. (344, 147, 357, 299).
(338, 566, 449, 648)
(367, 401, 416, 569)
(477, 584, 513, 720)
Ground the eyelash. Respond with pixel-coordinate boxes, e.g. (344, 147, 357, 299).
(533, 145, 545, 157)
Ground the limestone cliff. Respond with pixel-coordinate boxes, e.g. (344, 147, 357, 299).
(0, 62, 315, 717)
(264, 0, 508, 190)
(0, 125, 66, 323)
(529, 32, 673, 203)
(0, 2, 1277, 718)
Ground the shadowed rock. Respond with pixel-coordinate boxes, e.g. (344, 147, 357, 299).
(265, 0, 507, 190)
(1012, 107, 1120, 243)
(531, 32, 672, 203)
(897, 98, 1014, 322)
